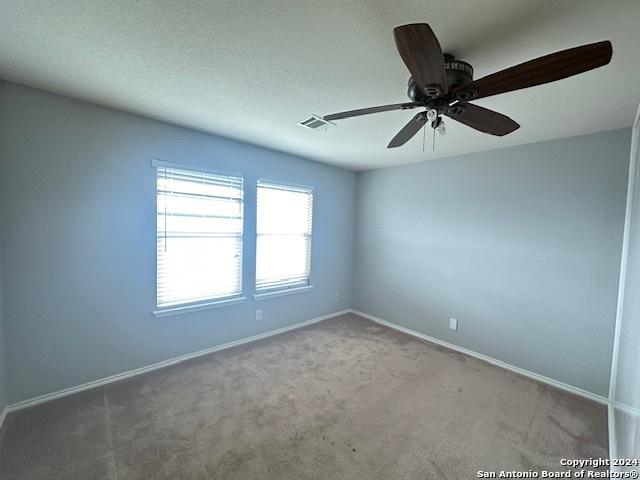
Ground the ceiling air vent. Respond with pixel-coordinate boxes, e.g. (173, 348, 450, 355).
(298, 115, 334, 131)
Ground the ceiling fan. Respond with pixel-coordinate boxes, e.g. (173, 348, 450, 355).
(323, 24, 612, 148)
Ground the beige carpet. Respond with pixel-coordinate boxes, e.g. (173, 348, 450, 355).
(0, 313, 608, 479)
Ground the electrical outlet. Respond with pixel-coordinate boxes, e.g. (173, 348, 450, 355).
(449, 318, 458, 331)
(334, 293, 340, 303)
(256, 309, 262, 321)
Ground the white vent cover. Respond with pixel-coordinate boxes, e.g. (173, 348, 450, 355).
(298, 114, 334, 131)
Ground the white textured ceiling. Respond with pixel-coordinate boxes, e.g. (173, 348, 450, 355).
(1, 0, 638, 170)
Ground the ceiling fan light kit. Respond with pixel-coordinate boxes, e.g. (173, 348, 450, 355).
(320, 23, 612, 149)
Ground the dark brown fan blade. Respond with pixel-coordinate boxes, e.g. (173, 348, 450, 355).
(394, 23, 448, 96)
(445, 103, 519, 136)
(453, 41, 612, 101)
(323, 102, 419, 121)
(387, 112, 428, 148)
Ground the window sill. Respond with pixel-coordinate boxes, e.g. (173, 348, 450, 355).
(153, 296, 246, 318)
(253, 285, 314, 301)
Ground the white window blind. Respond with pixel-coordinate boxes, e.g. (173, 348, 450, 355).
(156, 163, 243, 308)
(256, 180, 313, 293)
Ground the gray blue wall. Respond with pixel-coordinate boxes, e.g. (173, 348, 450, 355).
(0, 79, 630, 405)
(0, 81, 356, 404)
(353, 129, 630, 397)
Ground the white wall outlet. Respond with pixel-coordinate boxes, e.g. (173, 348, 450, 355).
(256, 309, 262, 321)
(449, 318, 458, 331)
(334, 293, 340, 303)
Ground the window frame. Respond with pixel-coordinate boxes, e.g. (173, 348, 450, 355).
(254, 178, 314, 298)
(152, 159, 246, 317)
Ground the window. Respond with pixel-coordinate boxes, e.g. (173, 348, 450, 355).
(255, 180, 313, 294)
(155, 161, 243, 310)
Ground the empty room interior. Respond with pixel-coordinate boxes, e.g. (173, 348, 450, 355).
(1, 1, 640, 479)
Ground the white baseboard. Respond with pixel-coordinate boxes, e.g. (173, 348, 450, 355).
(0, 407, 7, 433)
(349, 309, 607, 405)
(1, 308, 611, 428)
(610, 401, 640, 417)
(608, 402, 640, 472)
(609, 402, 617, 466)
(6, 309, 350, 414)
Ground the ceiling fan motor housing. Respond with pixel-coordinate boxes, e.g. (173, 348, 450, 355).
(407, 54, 474, 103)
(443, 54, 473, 89)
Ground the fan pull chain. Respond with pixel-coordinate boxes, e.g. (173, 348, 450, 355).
(422, 125, 426, 152)
(432, 125, 436, 151)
